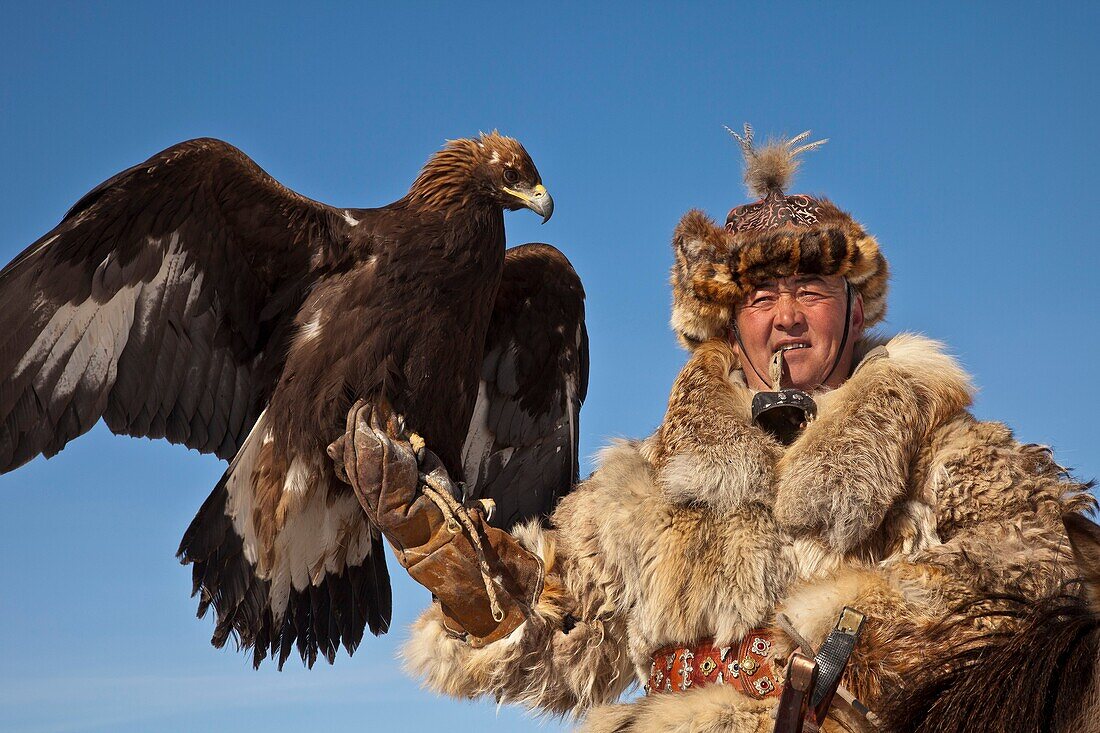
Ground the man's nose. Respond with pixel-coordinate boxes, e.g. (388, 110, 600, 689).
(773, 294, 806, 331)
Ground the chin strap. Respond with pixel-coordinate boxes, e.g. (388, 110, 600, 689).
(730, 321, 774, 388)
(821, 283, 854, 387)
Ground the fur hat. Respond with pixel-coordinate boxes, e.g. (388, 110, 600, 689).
(670, 125, 889, 349)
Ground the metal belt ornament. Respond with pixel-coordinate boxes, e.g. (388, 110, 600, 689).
(645, 629, 783, 699)
(643, 609, 872, 733)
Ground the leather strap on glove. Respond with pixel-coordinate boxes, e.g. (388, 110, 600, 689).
(328, 399, 544, 647)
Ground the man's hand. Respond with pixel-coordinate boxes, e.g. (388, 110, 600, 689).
(327, 399, 412, 523)
(327, 398, 544, 646)
(327, 398, 458, 551)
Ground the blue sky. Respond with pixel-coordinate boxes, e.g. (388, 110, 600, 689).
(1, 2, 1098, 731)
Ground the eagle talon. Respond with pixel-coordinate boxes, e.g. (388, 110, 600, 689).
(408, 432, 427, 462)
(477, 498, 496, 522)
(327, 435, 350, 484)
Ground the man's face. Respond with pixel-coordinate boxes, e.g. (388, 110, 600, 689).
(732, 274, 864, 391)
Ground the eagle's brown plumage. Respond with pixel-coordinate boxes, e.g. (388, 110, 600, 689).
(0, 133, 586, 668)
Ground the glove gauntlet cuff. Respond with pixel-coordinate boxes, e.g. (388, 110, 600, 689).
(396, 499, 545, 647)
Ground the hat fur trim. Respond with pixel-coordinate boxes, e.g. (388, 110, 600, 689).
(670, 209, 889, 348)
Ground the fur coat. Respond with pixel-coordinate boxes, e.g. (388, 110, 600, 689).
(402, 333, 1094, 732)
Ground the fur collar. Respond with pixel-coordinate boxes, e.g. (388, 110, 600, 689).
(657, 333, 974, 551)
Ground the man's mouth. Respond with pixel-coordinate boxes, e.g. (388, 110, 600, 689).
(773, 342, 811, 354)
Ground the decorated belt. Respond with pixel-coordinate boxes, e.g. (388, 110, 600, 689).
(645, 628, 783, 699)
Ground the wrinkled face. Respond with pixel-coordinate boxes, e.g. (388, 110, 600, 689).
(732, 273, 864, 391)
(476, 133, 553, 221)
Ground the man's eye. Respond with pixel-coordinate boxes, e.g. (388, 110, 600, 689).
(751, 295, 777, 306)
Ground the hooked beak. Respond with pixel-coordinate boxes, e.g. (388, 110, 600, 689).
(503, 183, 554, 223)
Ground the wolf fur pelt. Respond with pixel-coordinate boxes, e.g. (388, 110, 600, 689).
(402, 333, 1094, 731)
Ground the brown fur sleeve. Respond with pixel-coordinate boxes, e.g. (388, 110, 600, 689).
(777, 553, 1078, 709)
(910, 413, 1096, 600)
(776, 414, 1096, 707)
(402, 578, 631, 717)
(778, 527, 1082, 709)
(925, 416, 1095, 539)
(777, 566, 919, 705)
(401, 466, 636, 717)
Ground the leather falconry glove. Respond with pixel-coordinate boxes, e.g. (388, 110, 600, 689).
(327, 399, 545, 647)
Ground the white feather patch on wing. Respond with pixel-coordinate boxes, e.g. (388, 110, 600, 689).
(12, 232, 195, 423)
(224, 408, 270, 568)
(222, 412, 373, 623)
(283, 456, 312, 498)
(297, 311, 323, 344)
(268, 469, 373, 620)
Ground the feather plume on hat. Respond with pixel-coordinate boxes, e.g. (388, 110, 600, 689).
(669, 125, 888, 349)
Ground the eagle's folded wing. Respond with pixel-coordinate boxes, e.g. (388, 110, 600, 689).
(461, 243, 588, 529)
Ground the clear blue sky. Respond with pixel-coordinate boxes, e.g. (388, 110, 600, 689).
(1, 2, 1098, 731)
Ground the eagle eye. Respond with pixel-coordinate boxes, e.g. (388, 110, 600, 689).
(503, 168, 520, 185)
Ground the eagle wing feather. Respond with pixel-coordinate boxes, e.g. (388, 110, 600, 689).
(0, 138, 347, 471)
(461, 243, 589, 529)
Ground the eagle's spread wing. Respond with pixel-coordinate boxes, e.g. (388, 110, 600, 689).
(461, 243, 588, 529)
(0, 138, 349, 470)
(0, 138, 390, 667)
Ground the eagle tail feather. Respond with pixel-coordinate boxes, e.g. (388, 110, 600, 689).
(178, 464, 392, 668)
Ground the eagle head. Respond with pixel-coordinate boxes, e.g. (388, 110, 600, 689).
(473, 132, 553, 222)
(410, 132, 553, 222)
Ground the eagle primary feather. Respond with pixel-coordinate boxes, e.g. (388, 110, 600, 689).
(0, 133, 586, 668)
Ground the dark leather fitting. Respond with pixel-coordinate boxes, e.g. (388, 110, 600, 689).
(752, 389, 817, 445)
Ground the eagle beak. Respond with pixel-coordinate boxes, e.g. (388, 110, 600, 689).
(504, 183, 554, 223)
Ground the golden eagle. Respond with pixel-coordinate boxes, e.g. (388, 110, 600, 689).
(0, 133, 588, 668)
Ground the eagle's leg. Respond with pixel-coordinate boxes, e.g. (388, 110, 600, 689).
(328, 400, 545, 647)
